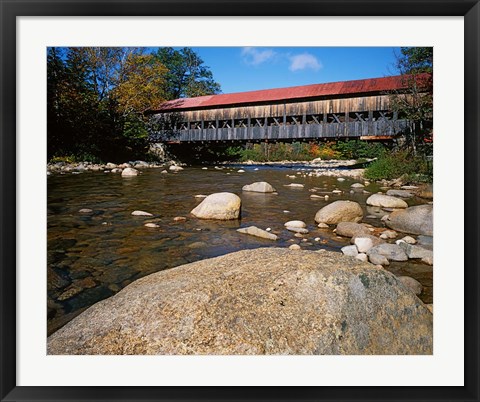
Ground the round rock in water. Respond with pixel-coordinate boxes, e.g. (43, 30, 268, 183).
(242, 181, 276, 193)
(121, 167, 138, 177)
(385, 205, 433, 236)
(314, 200, 363, 225)
(366, 194, 408, 209)
(284, 220, 307, 228)
(47, 248, 433, 355)
(190, 192, 241, 220)
(335, 222, 370, 238)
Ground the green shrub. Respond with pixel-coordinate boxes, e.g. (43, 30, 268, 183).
(364, 150, 432, 182)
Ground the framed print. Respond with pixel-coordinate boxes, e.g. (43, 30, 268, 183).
(1, 0, 479, 401)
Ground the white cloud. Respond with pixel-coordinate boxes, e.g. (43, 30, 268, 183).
(289, 53, 322, 72)
(241, 47, 276, 66)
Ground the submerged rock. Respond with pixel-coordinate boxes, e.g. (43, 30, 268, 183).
(191, 192, 241, 220)
(47, 248, 433, 355)
(237, 226, 278, 241)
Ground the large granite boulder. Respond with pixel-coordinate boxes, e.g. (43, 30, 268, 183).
(366, 194, 408, 209)
(190, 192, 241, 220)
(47, 248, 432, 355)
(385, 205, 433, 236)
(242, 182, 276, 193)
(314, 201, 363, 225)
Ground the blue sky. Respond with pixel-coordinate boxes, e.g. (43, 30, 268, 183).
(190, 47, 401, 94)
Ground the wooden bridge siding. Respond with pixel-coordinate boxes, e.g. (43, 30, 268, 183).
(168, 120, 408, 142)
(173, 94, 393, 122)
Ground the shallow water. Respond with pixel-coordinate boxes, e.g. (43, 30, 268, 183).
(47, 165, 432, 335)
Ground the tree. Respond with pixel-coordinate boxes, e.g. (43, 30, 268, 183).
(47, 47, 221, 161)
(155, 47, 221, 99)
(390, 47, 433, 155)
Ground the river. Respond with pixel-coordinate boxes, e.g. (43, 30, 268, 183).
(47, 165, 433, 335)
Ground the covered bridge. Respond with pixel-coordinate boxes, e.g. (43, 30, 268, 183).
(149, 74, 430, 143)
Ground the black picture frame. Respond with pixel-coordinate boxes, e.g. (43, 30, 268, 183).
(1, 1, 478, 401)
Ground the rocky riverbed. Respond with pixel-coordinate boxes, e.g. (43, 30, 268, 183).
(47, 160, 433, 344)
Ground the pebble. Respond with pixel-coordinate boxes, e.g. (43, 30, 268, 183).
(237, 170, 245, 173)
(400, 236, 417, 244)
(289, 244, 301, 250)
(202, 167, 208, 170)
(284, 183, 304, 188)
(380, 230, 398, 239)
(237, 226, 278, 241)
(79, 208, 93, 214)
(160, 170, 168, 174)
(337, 178, 345, 182)
(194, 195, 207, 199)
(317, 223, 329, 229)
(283, 210, 290, 213)
(351, 183, 365, 188)
(314, 237, 321, 241)
(144, 223, 160, 228)
(266, 228, 272, 232)
(173, 217, 187, 222)
(332, 190, 342, 194)
(294, 233, 304, 238)
(131, 210, 153, 217)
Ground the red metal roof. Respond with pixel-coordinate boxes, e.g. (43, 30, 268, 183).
(153, 73, 431, 112)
